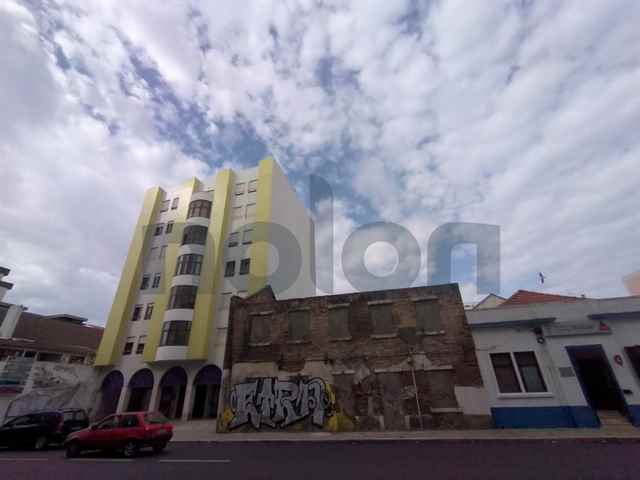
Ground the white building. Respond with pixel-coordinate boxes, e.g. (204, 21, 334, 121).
(94, 157, 316, 423)
(467, 290, 640, 428)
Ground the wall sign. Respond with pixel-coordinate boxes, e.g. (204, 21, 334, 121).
(543, 321, 610, 337)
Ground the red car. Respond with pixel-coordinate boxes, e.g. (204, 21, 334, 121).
(64, 412, 173, 458)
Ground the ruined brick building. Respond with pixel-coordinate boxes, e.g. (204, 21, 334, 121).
(218, 284, 490, 432)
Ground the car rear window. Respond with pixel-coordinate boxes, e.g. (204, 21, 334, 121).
(144, 412, 169, 424)
(40, 412, 62, 424)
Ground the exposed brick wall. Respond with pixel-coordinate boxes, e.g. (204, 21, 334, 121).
(220, 284, 489, 432)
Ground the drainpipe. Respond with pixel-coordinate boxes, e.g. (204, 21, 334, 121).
(407, 348, 424, 429)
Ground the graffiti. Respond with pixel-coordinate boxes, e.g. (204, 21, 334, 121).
(229, 377, 333, 429)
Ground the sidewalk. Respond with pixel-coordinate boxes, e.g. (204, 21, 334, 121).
(171, 420, 640, 443)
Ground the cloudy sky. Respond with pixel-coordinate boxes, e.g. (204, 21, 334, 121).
(1, 0, 639, 325)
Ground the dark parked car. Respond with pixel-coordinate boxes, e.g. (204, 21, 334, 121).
(65, 411, 173, 458)
(0, 408, 89, 450)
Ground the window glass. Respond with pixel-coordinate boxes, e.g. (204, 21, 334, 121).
(415, 300, 442, 333)
(152, 273, 161, 289)
(160, 200, 170, 212)
(329, 307, 350, 339)
(154, 224, 164, 236)
(119, 415, 140, 428)
(370, 304, 394, 335)
(288, 310, 310, 341)
(144, 303, 154, 320)
(175, 254, 203, 276)
(248, 179, 258, 193)
(182, 225, 208, 245)
(140, 275, 150, 290)
(171, 197, 179, 210)
(242, 229, 253, 244)
(98, 415, 118, 429)
(160, 321, 191, 346)
(514, 352, 547, 393)
(235, 182, 245, 195)
(136, 336, 146, 355)
(228, 232, 239, 247)
(145, 412, 168, 424)
(187, 200, 212, 219)
(224, 261, 236, 277)
(132, 305, 142, 322)
(168, 285, 198, 310)
(122, 340, 134, 355)
(490, 353, 522, 393)
(239, 258, 250, 275)
(166, 221, 174, 234)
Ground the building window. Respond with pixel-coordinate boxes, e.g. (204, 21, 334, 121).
(239, 258, 250, 275)
(490, 352, 547, 394)
(140, 274, 150, 290)
(144, 303, 154, 320)
(69, 355, 85, 364)
(152, 273, 161, 289)
(166, 221, 174, 234)
(250, 314, 271, 345)
(148, 247, 158, 260)
(168, 285, 198, 310)
(329, 307, 350, 339)
(232, 206, 243, 219)
(242, 228, 253, 244)
(37, 352, 63, 362)
(122, 338, 135, 355)
(228, 232, 239, 247)
(224, 261, 236, 277)
(246, 203, 256, 218)
(131, 305, 143, 322)
(171, 197, 179, 210)
(288, 310, 310, 342)
(175, 254, 203, 276)
(370, 303, 394, 335)
(23, 351, 36, 358)
(414, 300, 442, 333)
(514, 352, 547, 393)
(160, 200, 170, 212)
(160, 321, 191, 346)
(248, 179, 257, 193)
(159, 245, 167, 259)
(154, 224, 164, 236)
(187, 200, 212, 219)
(136, 336, 147, 355)
(235, 182, 245, 195)
(182, 225, 207, 245)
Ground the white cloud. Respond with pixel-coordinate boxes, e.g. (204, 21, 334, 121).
(1, 0, 639, 323)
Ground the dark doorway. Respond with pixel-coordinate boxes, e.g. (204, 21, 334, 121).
(96, 370, 124, 420)
(191, 365, 221, 419)
(158, 367, 187, 419)
(127, 369, 154, 412)
(567, 345, 627, 414)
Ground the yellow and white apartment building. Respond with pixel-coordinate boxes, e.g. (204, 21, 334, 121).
(94, 158, 316, 422)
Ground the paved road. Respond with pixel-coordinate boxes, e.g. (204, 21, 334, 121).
(1, 440, 638, 479)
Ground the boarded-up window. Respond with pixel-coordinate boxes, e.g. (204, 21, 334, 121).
(250, 314, 271, 345)
(328, 307, 350, 339)
(370, 303, 394, 335)
(288, 310, 310, 341)
(415, 300, 442, 333)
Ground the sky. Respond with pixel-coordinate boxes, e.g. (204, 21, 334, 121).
(1, 0, 639, 326)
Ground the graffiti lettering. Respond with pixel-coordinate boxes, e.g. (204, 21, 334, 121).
(229, 377, 333, 429)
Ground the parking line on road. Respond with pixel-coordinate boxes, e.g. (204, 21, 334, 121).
(0, 457, 49, 461)
(158, 459, 231, 463)
(70, 458, 133, 463)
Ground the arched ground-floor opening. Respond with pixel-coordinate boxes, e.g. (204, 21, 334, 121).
(159, 366, 187, 419)
(127, 368, 154, 412)
(96, 370, 123, 419)
(191, 365, 222, 419)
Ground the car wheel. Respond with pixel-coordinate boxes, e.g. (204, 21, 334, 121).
(152, 443, 167, 454)
(66, 441, 81, 458)
(123, 440, 139, 458)
(34, 436, 48, 451)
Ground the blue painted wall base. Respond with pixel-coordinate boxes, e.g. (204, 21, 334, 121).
(627, 405, 640, 426)
(491, 406, 600, 428)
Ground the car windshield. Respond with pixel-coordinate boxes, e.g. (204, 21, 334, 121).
(144, 412, 168, 424)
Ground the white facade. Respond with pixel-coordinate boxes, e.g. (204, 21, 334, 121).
(467, 296, 640, 428)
